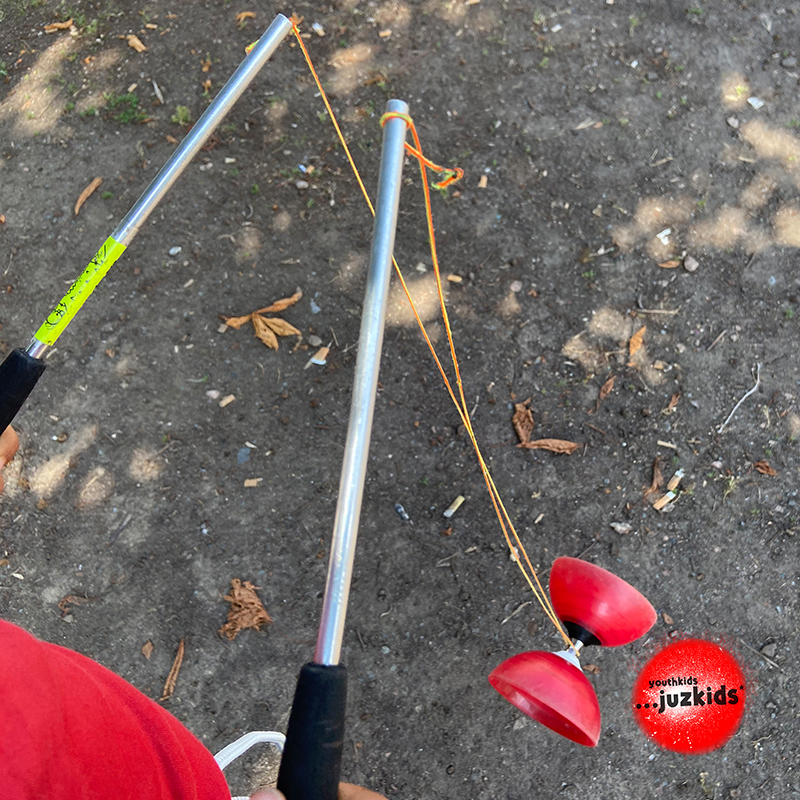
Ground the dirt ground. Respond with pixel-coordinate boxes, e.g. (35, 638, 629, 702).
(1, 0, 799, 797)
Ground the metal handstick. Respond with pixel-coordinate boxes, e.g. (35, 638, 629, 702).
(277, 99, 410, 800)
(0, 14, 293, 433)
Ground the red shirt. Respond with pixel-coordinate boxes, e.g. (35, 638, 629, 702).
(0, 620, 231, 799)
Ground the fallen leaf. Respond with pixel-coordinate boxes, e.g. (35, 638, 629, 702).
(517, 438, 580, 455)
(665, 391, 681, 413)
(220, 313, 252, 329)
(44, 18, 72, 32)
(219, 578, 272, 640)
(127, 34, 147, 53)
(584, 664, 601, 674)
(263, 316, 301, 337)
(754, 460, 777, 476)
(202, 78, 212, 92)
(165, 134, 179, 144)
(644, 456, 663, 504)
(201, 58, 212, 73)
(236, 11, 256, 22)
(629, 325, 646, 358)
(223, 292, 303, 350)
(142, 639, 154, 659)
(256, 290, 303, 314)
(512, 400, 534, 445)
(57, 593, 96, 617)
(658, 260, 681, 269)
(252, 315, 279, 349)
(159, 639, 185, 701)
(74, 177, 102, 216)
(662, 612, 674, 626)
(598, 376, 615, 401)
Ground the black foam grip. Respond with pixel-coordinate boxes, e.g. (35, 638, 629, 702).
(0, 349, 46, 433)
(277, 662, 348, 800)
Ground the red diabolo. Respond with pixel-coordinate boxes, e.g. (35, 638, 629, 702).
(489, 556, 656, 747)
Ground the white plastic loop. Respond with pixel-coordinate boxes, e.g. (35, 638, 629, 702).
(215, 730, 286, 770)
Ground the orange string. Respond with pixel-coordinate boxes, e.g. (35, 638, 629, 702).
(291, 23, 573, 651)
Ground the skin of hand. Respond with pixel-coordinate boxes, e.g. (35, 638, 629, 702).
(250, 783, 388, 800)
(0, 427, 20, 494)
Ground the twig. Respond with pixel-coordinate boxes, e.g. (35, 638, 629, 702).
(718, 363, 761, 434)
(636, 307, 681, 316)
(737, 637, 782, 671)
(159, 639, 186, 700)
(501, 600, 532, 625)
(707, 330, 727, 351)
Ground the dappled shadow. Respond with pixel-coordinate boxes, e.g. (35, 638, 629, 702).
(0, 35, 78, 138)
(613, 74, 800, 259)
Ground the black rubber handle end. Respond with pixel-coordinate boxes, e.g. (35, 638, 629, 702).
(0, 348, 46, 433)
(277, 662, 347, 800)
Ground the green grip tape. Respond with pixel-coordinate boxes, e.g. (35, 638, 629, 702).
(35, 236, 127, 347)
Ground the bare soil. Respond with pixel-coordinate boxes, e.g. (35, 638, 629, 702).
(1, 1, 798, 798)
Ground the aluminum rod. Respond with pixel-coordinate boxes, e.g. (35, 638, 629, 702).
(113, 14, 292, 245)
(315, 100, 409, 666)
(25, 14, 292, 361)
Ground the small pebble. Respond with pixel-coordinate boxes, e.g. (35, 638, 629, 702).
(510, 280, 523, 293)
(310, 299, 321, 314)
(169, 246, 182, 256)
(683, 255, 699, 272)
(308, 334, 323, 347)
(610, 521, 633, 535)
(747, 96, 765, 110)
(296, 180, 309, 190)
(394, 503, 410, 522)
(761, 642, 777, 658)
(312, 22, 325, 36)
(781, 55, 797, 68)
(726, 116, 739, 129)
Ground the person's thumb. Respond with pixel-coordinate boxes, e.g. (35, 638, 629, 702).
(0, 426, 19, 469)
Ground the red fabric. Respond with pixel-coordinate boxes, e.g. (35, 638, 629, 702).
(0, 620, 231, 800)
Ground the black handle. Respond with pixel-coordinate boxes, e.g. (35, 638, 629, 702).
(0, 349, 47, 433)
(277, 662, 347, 800)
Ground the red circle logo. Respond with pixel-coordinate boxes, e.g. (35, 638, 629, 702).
(631, 639, 746, 754)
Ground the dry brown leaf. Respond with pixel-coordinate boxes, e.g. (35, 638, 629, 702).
(159, 639, 185, 701)
(658, 260, 680, 269)
(252, 315, 279, 350)
(754, 460, 777, 477)
(127, 34, 147, 53)
(142, 639, 154, 659)
(236, 11, 256, 22)
(74, 177, 102, 216)
(256, 290, 303, 314)
(518, 438, 580, 455)
(201, 58, 212, 73)
(666, 391, 681, 412)
(220, 313, 253, 329)
(584, 664, 601, 674)
(662, 612, 674, 626)
(599, 376, 615, 401)
(263, 316, 301, 337)
(57, 593, 96, 617)
(44, 18, 72, 32)
(219, 578, 272, 640)
(629, 326, 646, 358)
(644, 456, 664, 504)
(512, 400, 534, 445)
